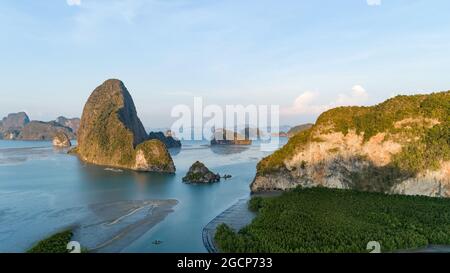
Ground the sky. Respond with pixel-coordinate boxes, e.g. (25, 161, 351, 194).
(0, 0, 450, 128)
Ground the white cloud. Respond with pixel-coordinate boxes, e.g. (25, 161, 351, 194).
(67, 0, 81, 6)
(281, 85, 369, 116)
(336, 85, 368, 106)
(366, 0, 381, 6)
(281, 91, 330, 116)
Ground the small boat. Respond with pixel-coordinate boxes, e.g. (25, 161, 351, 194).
(152, 240, 163, 245)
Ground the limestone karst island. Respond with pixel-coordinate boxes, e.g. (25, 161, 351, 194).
(1, 1, 450, 262)
(73, 79, 175, 173)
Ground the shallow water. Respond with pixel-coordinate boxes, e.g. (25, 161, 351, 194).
(0, 139, 286, 253)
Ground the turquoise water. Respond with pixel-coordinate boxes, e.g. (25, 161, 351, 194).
(0, 139, 286, 253)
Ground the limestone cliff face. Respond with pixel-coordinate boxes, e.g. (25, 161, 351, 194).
(1, 112, 30, 131)
(0, 112, 30, 138)
(53, 131, 72, 148)
(252, 91, 450, 198)
(56, 116, 80, 134)
(75, 79, 175, 173)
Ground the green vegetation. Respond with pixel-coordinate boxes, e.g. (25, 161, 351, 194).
(27, 230, 73, 253)
(248, 197, 264, 212)
(392, 121, 450, 173)
(316, 91, 449, 139)
(215, 187, 450, 253)
(257, 128, 313, 174)
(135, 139, 174, 171)
(257, 91, 450, 175)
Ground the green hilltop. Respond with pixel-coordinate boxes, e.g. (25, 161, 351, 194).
(258, 91, 450, 176)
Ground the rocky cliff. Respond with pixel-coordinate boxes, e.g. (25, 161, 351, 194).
(53, 132, 72, 148)
(252, 91, 450, 198)
(56, 116, 80, 134)
(75, 79, 175, 173)
(0, 112, 30, 138)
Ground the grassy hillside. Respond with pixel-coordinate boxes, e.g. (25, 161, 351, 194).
(215, 187, 450, 253)
(257, 91, 450, 175)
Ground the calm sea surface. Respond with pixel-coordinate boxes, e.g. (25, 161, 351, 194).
(0, 139, 286, 253)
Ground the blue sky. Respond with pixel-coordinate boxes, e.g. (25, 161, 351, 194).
(1, 0, 450, 127)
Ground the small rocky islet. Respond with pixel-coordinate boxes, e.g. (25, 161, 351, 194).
(183, 161, 221, 184)
(52, 132, 72, 148)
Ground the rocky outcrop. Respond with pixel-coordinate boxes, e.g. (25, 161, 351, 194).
(53, 132, 72, 148)
(1, 112, 30, 131)
(183, 161, 220, 183)
(211, 129, 252, 145)
(56, 116, 80, 134)
(252, 91, 450, 198)
(0, 112, 30, 138)
(1, 130, 20, 140)
(17, 121, 76, 140)
(75, 79, 175, 173)
(148, 132, 181, 148)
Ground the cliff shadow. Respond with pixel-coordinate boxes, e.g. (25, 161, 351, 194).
(344, 157, 416, 193)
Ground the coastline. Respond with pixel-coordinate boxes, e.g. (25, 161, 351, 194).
(202, 198, 256, 253)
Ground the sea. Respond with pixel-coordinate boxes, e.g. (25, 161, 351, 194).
(0, 138, 287, 253)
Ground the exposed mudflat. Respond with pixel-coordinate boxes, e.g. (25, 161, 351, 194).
(72, 199, 178, 253)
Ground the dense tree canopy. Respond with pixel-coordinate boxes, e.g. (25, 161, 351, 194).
(215, 187, 450, 253)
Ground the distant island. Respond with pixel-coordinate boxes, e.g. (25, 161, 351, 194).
(71, 79, 175, 173)
(0, 112, 77, 141)
(287, 123, 314, 138)
(211, 129, 252, 146)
